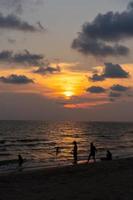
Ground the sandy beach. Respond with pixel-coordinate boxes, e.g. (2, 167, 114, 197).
(0, 158, 133, 200)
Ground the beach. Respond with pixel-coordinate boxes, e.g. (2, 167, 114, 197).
(0, 158, 133, 200)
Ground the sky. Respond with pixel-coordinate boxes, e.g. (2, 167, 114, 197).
(1, 0, 133, 121)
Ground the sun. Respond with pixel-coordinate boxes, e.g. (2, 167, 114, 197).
(64, 91, 74, 98)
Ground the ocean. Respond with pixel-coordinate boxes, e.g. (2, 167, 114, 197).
(0, 120, 133, 172)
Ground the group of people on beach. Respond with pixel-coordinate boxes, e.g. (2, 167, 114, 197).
(72, 141, 112, 164)
(17, 141, 112, 169)
(70, 141, 112, 164)
(55, 141, 112, 165)
(73, 141, 112, 164)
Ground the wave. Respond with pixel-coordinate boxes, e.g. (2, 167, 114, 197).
(0, 153, 11, 157)
(0, 140, 6, 144)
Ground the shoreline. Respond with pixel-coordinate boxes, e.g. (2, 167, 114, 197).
(0, 155, 130, 175)
(1, 157, 133, 199)
(1, 156, 132, 174)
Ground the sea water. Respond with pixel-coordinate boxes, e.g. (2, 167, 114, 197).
(0, 120, 133, 172)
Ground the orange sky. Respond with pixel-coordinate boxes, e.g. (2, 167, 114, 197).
(0, 62, 133, 110)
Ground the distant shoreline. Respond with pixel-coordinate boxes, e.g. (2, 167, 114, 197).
(1, 120, 133, 122)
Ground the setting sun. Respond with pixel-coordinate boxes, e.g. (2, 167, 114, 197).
(64, 90, 74, 98)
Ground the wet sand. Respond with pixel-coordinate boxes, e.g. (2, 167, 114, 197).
(0, 158, 133, 200)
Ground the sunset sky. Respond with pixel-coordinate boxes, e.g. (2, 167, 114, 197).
(1, 0, 133, 121)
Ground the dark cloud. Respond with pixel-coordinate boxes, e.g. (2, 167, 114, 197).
(89, 74, 105, 82)
(0, 50, 12, 61)
(0, 1, 46, 34)
(0, 74, 34, 84)
(104, 63, 129, 78)
(13, 50, 44, 66)
(0, 0, 44, 15)
(89, 63, 129, 81)
(72, 38, 129, 57)
(0, 13, 40, 32)
(109, 92, 122, 98)
(72, 2, 133, 57)
(110, 84, 129, 92)
(128, 1, 133, 10)
(33, 65, 61, 75)
(0, 50, 44, 66)
(86, 86, 106, 93)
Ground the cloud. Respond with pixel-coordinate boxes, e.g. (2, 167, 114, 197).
(89, 63, 129, 81)
(72, 2, 133, 57)
(37, 22, 45, 31)
(0, 0, 44, 15)
(0, 0, 23, 14)
(110, 84, 129, 92)
(0, 51, 12, 61)
(89, 73, 105, 82)
(13, 50, 44, 66)
(86, 86, 106, 93)
(109, 92, 122, 98)
(33, 65, 61, 75)
(72, 38, 129, 57)
(103, 63, 129, 78)
(128, 1, 133, 10)
(0, 13, 41, 32)
(0, 50, 44, 66)
(1, 92, 133, 121)
(0, 74, 34, 84)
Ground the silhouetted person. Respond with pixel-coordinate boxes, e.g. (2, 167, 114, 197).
(72, 141, 78, 164)
(106, 150, 112, 160)
(55, 146, 60, 156)
(18, 154, 23, 168)
(88, 143, 97, 162)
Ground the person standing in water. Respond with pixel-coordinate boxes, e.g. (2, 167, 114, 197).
(106, 150, 112, 160)
(18, 154, 24, 168)
(55, 146, 60, 156)
(72, 141, 78, 164)
(88, 142, 97, 162)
